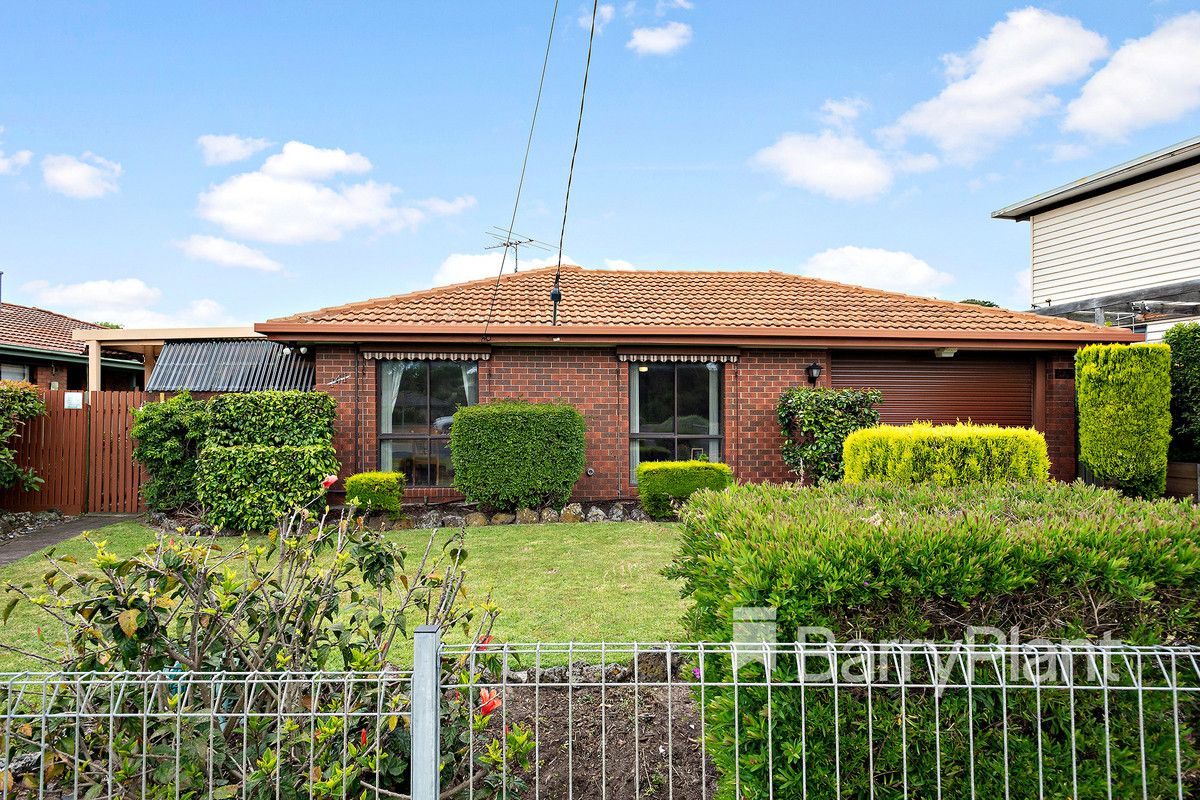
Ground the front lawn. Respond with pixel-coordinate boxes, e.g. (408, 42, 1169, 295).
(0, 519, 686, 671)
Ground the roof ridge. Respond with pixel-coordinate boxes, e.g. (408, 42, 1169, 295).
(0, 302, 104, 330)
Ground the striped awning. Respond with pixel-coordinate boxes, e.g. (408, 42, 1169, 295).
(147, 340, 314, 392)
(618, 353, 738, 363)
(362, 351, 490, 362)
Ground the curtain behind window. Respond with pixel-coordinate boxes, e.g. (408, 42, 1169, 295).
(378, 361, 407, 470)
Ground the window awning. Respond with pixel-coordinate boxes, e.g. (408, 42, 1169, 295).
(362, 351, 490, 361)
(618, 353, 738, 363)
(147, 339, 314, 392)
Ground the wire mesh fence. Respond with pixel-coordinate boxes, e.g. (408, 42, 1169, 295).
(444, 640, 1200, 800)
(0, 670, 412, 800)
(3, 640, 1200, 800)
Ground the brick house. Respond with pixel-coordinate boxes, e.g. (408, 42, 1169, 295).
(0, 302, 143, 391)
(255, 266, 1140, 501)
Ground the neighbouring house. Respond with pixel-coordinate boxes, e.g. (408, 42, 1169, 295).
(254, 265, 1137, 500)
(0, 302, 143, 390)
(70, 327, 314, 394)
(994, 134, 1200, 341)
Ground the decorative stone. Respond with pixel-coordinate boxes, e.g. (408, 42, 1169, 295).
(416, 511, 443, 529)
(627, 505, 651, 522)
(394, 515, 416, 530)
(491, 512, 516, 525)
(586, 506, 607, 523)
(463, 512, 488, 527)
(539, 508, 560, 524)
(560, 503, 584, 523)
(515, 507, 540, 525)
(442, 513, 466, 529)
(608, 503, 626, 522)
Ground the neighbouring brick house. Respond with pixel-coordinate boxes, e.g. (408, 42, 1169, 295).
(255, 266, 1140, 501)
(0, 302, 143, 391)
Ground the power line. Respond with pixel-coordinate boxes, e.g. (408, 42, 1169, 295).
(482, 0, 560, 341)
(552, 0, 601, 325)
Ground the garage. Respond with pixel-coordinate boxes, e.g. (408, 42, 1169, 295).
(830, 351, 1035, 427)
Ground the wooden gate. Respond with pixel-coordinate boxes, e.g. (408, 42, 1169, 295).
(0, 390, 149, 515)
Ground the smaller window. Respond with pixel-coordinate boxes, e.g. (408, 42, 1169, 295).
(0, 364, 30, 382)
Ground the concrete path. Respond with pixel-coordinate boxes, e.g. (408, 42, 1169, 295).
(0, 514, 141, 567)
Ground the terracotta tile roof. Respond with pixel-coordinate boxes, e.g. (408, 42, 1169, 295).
(0, 303, 111, 357)
(259, 265, 1140, 344)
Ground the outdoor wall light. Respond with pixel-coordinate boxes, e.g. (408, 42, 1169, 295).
(805, 361, 823, 385)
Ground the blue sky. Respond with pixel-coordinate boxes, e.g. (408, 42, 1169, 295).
(2, 1, 1200, 327)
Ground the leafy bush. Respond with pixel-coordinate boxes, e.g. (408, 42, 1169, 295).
(777, 387, 881, 482)
(1165, 322, 1200, 462)
(1077, 343, 1172, 498)
(842, 422, 1049, 485)
(668, 481, 1200, 799)
(345, 470, 405, 515)
(0, 379, 46, 491)
(130, 390, 210, 511)
(636, 460, 733, 519)
(450, 401, 586, 511)
(4, 514, 530, 799)
(196, 444, 339, 532)
(207, 390, 336, 447)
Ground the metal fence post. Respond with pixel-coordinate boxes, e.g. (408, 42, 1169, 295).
(411, 625, 442, 800)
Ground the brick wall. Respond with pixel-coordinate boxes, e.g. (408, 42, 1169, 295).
(1040, 351, 1078, 482)
(316, 344, 1080, 500)
(727, 349, 831, 484)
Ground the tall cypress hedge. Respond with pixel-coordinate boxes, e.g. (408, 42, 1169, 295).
(1076, 343, 1171, 498)
(1164, 322, 1200, 462)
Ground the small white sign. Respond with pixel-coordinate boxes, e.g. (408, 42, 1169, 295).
(63, 391, 84, 410)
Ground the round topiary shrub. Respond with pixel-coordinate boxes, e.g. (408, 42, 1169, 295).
(450, 401, 586, 511)
(636, 460, 733, 519)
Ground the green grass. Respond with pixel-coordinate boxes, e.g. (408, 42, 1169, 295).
(0, 520, 686, 672)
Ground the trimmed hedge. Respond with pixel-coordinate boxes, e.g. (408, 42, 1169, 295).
(207, 391, 336, 447)
(843, 422, 1049, 485)
(636, 460, 733, 519)
(776, 387, 881, 483)
(196, 444, 339, 532)
(1077, 343, 1172, 498)
(450, 401, 586, 511)
(130, 391, 210, 511)
(345, 471, 405, 515)
(668, 481, 1200, 799)
(1165, 322, 1200, 462)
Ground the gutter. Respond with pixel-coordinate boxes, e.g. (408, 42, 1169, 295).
(0, 344, 143, 371)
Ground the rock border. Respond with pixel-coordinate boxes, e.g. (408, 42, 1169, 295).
(370, 500, 651, 531)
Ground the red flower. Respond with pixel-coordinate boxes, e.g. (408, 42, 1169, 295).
(479, 688, 501, 717)
(477, 635, 493, 651)
(321, 474, 338, 490)
(360, 729, 368, 747)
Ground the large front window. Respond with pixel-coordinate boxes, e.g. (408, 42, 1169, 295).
(379, 360, 477, 486)
(630, 362, 722, 474)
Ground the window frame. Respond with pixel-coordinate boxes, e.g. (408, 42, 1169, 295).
(628, 361, 724, 478)
(376, 360, 477, 487)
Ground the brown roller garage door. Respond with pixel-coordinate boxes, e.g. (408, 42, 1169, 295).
(831, 352, 1034, 427)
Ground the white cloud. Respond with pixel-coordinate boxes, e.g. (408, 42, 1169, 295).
(580, 4, 615, 32)
(174, 234, 282, 272)
(1051, 142, 1090, 161)
(881, 8, 1107, 163)
(432, 253, 565, 287)
(260, 141, 372, 180)
(799, 246, 954, 296)
(21, 277, 240, 328)
(1064, 13, 1200, 141)
(196, 141, 474, 244)
(752, 130, 893, 201)
(42, 152, 122, 198)
(627, 21, 692, 55)
(603, 258, 637, 270)
(820, 97, 868, 129)
(655, 0, 693, 13)
(197, 134, 272, 166)
(0, 129, 32, 176)
(1011, 267, 1033, 309)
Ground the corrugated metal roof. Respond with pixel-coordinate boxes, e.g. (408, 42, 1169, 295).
(147, 339, 314, 392)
